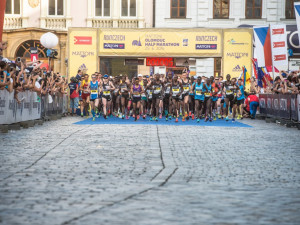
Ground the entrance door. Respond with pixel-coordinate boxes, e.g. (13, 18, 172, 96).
(214, 58, 222, 77)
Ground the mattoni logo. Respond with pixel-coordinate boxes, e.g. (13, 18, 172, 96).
(226, 52, 249, 59)
(74, 36, 92, 45)
(232, 65, 242, 72)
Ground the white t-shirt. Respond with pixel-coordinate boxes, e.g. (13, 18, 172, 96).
(35, 81, 41, 89)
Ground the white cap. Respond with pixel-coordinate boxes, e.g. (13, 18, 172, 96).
(109, 76, 113, 79)
(138, 74, 143, 77)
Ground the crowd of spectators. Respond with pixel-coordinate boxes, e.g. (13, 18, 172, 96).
(0, 56, 68, 103)
(249, 70, 300, 95)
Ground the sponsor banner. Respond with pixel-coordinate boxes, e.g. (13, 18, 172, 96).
(0, 90, 41, 125)
(291, 94, 298, 121)
(98, 29, 222, 57)
(286, 25, 300, 56)
(68, 29, 98, 79)
(270, 24, 288, 69)
(146, 57, 174, 67)
(298, 94, 300, 122)
(223, 30, 252, 78)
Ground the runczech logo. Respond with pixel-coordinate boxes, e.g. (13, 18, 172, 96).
(132, 38, 142, 46)
(227, 38, 248, 45)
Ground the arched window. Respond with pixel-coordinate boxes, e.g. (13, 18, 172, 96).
(15, 40, 48, 59)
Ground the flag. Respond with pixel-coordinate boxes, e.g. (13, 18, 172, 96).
(251, 58, 258, 79)
(295, 2, 300, 39)
(270, 24, 288, 68)
(262, 67, 273, 84)
(257, 67, 265, 88)
(242, 66, 251, 87)
(253, 26, 272, 67)
(265, 66, 279, 73)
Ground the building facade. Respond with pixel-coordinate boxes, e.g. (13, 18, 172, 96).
(155, 0, 299, 77)
(2, 0, 153, 75)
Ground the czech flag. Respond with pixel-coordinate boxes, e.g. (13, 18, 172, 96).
(294, 2, 300, 39)
(254, 26, 272, 67)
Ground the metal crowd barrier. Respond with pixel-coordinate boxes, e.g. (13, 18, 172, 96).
(259, 94, 300, 123)
(0, 89, 68, 125)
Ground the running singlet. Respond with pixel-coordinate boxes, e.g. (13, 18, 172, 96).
(114, 84, 119, 95)
(82, 81, 89, 94)
(203, 83, 212, 98)
(172, 83, 180, 97)
(225, 83, 235, 97)
(237, 85, 245, 100)
(182, 80, 190, 94)
(90, 81, 98, 99)
(102, 82, 111, 97)
(194, 83, 204, 100)
(165, 81, 171, 95)
(120, 83, 128, 95)
(132, 85, 141, 97)
(147, 89, 153, 99)
(153, 82, 162, 95)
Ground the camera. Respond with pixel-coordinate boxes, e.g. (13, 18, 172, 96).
(17, 57, 21, 63)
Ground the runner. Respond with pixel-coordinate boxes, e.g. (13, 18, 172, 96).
(203, 77, 212, 122)
(141, 77, 148, 119)
(119, 75, 131, 119)
(189, 76, 195, 119)
(170, 74, 183, 122)
(131, 78, 144, 121)
(147, 73, 164, 121)
(192, 76, 204, 123)
(90, 74, 99, 121)
(101, 74, 115, 119)
(80, 74, 90, 118)
(164, 72, 173, 120)
(223, 74, 238, 122)
(146, 78, 153, 118)
(237, 78, 245, 120)
(112, 76, 121, 117)
(211, 76, 220, 120)
(181, 72, 190, 121)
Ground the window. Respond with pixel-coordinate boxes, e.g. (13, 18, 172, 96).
(245, 0, 262, 19)
(121, 0, 136, 17)
(286, 0, 300, 19)
(48, 0, 64, 16)
(95, 0, 110, 17)
(214, 0, 229, 19)
(170, 0, 187, 18)
(15, 40, 48, 59)
(5, 0, 20, 14)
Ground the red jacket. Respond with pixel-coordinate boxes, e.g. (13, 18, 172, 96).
(245, 95, 259, 111)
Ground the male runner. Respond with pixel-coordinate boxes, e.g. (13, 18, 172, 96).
(101, 74, 115, 119)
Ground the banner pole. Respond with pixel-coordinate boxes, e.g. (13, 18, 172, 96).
(269, 24, 275, 80)
(0, 0, 6, 43)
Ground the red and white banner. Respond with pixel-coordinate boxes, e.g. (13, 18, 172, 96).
(74, 36, 92, 45)
(270, 24, 288, 69)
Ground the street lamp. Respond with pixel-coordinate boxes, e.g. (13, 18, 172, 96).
(40, 32, 58, 72)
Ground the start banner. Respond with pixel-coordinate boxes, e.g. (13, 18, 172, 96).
(223, 29, 253, 78)
(98, 28, 222, 57)
(68, 28, 98, 78)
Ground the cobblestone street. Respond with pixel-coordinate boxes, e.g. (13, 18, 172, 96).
(0, 118, 299, 225)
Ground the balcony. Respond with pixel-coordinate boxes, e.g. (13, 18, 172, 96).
(4, 15, 26, 29)
(88, 18, 144, 28)
(40, 17, 72, 31)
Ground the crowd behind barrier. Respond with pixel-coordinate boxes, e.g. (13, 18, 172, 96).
(258, 94, 300, 122)
(0, 89, 68, 125)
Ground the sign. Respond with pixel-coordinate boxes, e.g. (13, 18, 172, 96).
(30, 47, 38, 62)
(270, 24, 288, 70)
(223, 29, 252, 78)
(68, 29, 98, 79)
(99, 29, 222, 57)
(146, 58, 174, 67)
(74, 36, 92, 45)
(286, 25, 300, 56)
(124, 59, 144, 66)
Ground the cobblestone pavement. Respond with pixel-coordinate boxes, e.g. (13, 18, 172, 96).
(0, 117, 299, 225)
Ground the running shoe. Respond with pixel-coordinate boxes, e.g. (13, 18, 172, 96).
(150, 117, 153, 121)
(213, 116, 217, 121)
(133, 114, 135, 118)
(186, 116, 189, 121)
(164, 110, 168, 117)
(175, 118, 178, 123)
(104, 115, 107, 119)
(240, 116, 243, 120)
(122, 114, 125, 119)
(192, 114, 195, 120)
(197, 118, 200, 123)
(226, 116, 229, 121)
(182, 117, 185, 122)
(221, 116, 224, 120)
(134, 116, 137, 121)
(237, 115, 241, 120)
(143, 115, 146, 119)
(166, 117, 168, 121)
(168, 115, 172, 120)
(179, 112, 183, 117)
(137, 115, 140, 120)
(126, 115, 129, 120)
(232, 118, 235, 122)
(81, 113, 83, 118)
(205, 117, 209, 122)
(159, 114, 162, 119)
(92, 117, 95, 121)
(209, 117, 213, 122)
(217, 114, 221, 119)
(189, 111, 192, 117)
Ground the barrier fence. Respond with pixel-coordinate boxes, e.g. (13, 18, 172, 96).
(259, 94, 300, 122)
(0, 90, 68, 125)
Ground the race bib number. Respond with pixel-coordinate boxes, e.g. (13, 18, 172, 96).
(196, 91, 202, 95)
(91, 90, 97, 93)
(226, 90, 233, 95)
(204, 93, 211, 97)
(103, 91, 110, 95)
(172, 88, 179, 92)
(183, 87, 189, 91)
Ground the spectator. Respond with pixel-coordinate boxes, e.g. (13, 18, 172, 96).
(245, 92, 259, 119)
(68, 76, 79, 116)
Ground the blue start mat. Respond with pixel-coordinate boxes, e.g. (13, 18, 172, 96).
(74, 116, 252, 128)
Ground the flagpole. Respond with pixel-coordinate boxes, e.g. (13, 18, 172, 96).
(269, 24, 275, 80)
